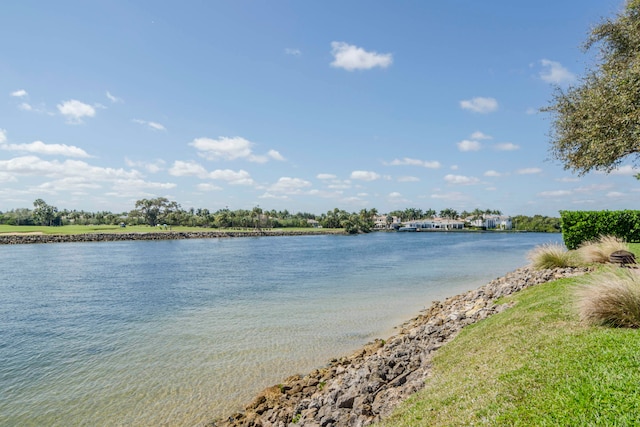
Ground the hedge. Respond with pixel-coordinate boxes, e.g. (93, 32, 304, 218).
(559, 210, 640, 249)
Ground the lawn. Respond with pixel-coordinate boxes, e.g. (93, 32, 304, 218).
(382, 244, 640, 426)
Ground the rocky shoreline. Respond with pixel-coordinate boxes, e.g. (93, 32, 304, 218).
(0, 229, 341, 245)
(211, 266, 591, 427)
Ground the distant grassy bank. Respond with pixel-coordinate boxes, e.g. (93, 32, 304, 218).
(0, 224, 344, 236)
(382, 243, 640, 426)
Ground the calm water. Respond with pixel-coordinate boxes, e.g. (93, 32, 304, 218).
(0, 232, 562, 426)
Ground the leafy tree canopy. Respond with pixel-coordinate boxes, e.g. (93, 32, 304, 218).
(545, 0, 640, 176)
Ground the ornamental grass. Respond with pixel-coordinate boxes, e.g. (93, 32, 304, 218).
(577, 235, 629, 264)
(527, 243, 581, 269)
(575, 268, 640, 328)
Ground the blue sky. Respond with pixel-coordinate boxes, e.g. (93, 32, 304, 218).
(1, 0, 637, 217)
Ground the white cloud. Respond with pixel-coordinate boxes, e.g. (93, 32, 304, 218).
(470, 131, 492, 140)
(106, 91, 123, 103)
(0, 129, 6, 143)
(494, 142, 520, 151)
(267, 149, 285, 161)
(540, 59, 575, 85)
(330, 42, 393, 71)
(517, 168, 542, 175)
(209, 169, 254, 185)
(539, 190, 572, 197)
(19, 103, 33, 111)
(0, 172, 18, 183)
(197, 183, 222, 191)
(557, 176, 580, 183)
(191, 136, 252, 160)
(388, 157, 441, 168)
(168, 160, 209, 178)
(148, 121, 166, 131)
(133, 119, 166, 131)
(37, 177, 102, 192)
(111, 178, 176, 191)
(0, 155, 142, 181)
(610, 165, 640, 176)
(457, 140, 481, 152)
(350, 170, 381, 181)
(168, 160, 254, 185)
(607, 191, 625, 198)
(431, 191, 466, 201)
(574, 184, 612, 193)
(11, 89, 28, 97)
(259, 192, 289, 200)
(317, 173, 337, 180)
(285, 48, 301, 56)
(268, 177, 312, 193)
(444, 174, 480, 185)
(328, 182, 351, 190)
(0, 140, 91, 158)
(389, 192, 403, 198)
(460, 97, 498, 113)
(190, 136, 278, 163)
(125, 158, 166, 173)
(484, 170, 502, 177)
(397, 176, 420, 182)
(57, 99, 96, 123)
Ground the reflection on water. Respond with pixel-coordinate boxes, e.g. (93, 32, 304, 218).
(0, 232, 562, 426)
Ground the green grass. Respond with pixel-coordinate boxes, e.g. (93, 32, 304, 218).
(381, 244, 640, 426)
(0, 224, 343, 235)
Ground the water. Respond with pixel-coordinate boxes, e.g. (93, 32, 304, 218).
(0, 232, 562, 426)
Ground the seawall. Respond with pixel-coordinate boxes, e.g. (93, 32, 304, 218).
(0, 230, 342, 245)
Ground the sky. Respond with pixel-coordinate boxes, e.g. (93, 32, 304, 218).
(1, 0, 638, 217)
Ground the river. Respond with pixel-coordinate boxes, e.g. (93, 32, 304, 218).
(0, 231, 563, 426)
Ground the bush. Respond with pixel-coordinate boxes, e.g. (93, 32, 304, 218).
(560, 210, 640, 249)
(577, 235, 629, 264)
(527, 243, 581, 269)
(575, 269, 640, 328)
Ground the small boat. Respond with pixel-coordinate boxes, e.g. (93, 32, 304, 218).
(398, 226, 417, 232)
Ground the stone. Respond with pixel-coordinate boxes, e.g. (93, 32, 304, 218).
(214, 266, 592, 427)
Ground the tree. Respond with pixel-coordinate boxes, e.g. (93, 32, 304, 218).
(132, 197, 179, 226)
(440, 208, 458, 219)
(358, 208, 377, 232)
(545, 0, 640, 176)
(33, 199, 59, 226)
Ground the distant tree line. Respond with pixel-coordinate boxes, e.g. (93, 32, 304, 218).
(511, 215, 561, 233)
(0, 198, 559, 233)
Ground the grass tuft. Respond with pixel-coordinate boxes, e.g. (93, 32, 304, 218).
(575, 268, 640, 328)
(577, 235, 629, 264)
(527, 243, 580, 269)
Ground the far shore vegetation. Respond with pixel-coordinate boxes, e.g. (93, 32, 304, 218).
(0, 197, 561, 235)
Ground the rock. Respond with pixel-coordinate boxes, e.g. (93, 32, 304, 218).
(214, 266, 592, 427)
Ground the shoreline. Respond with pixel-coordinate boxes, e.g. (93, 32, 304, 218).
(0, 229, 344, 245)
(211, 265, 591, 427)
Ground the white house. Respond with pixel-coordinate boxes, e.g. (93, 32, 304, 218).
(374, 215, 401, 229)
(403, 218, 465, 230)
(470, 215, 512, 230)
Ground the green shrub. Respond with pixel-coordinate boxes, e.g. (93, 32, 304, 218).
(560, 210, 640, 249)
(575, 268, 640, 328)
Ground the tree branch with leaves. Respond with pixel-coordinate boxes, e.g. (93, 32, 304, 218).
(544, 0, 640, 178)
